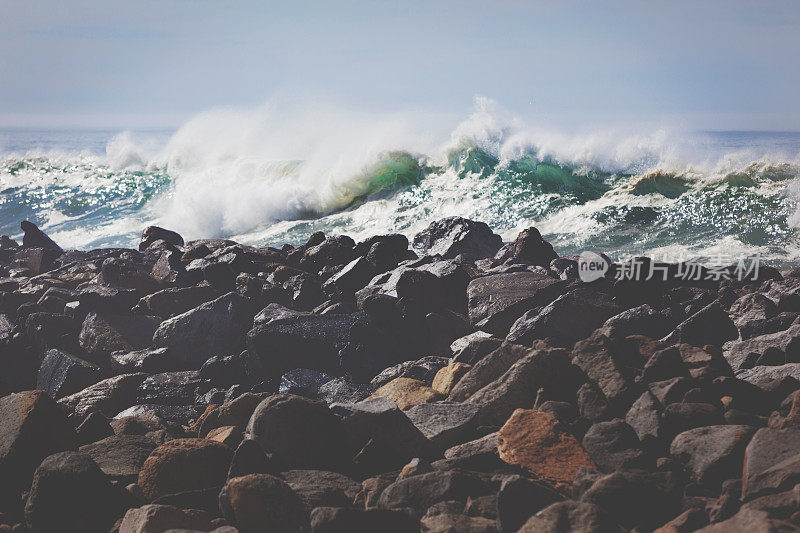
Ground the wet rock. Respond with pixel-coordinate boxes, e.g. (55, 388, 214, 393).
(20, 220, 62, 252)
(119, 504, 212, 533)
(498, 409, 596, 493)
(246, 394, 349, 470)
(219, 473, 309, 533)
(111, 347, 177, 374)
(247, 313, 364, 379)
(138, 438, 233, 501)
(133, 285, 219, 319)
(371, 356, 451, 389)
(512, 227, 559, 267)
(153, 292, 254, 368)
(507, 288, 621, 347)
(670, 425, 755, 489)
(405, 402, 481, 450)
(466, 272, 565, 335)
(36, 348, 102, 399)
(140, 226, 184, 251)
(79, 311, 160, 360)
(58, 372, 147, 421)
(412, 217, 502, 260)
(450, 331, 503, 365)
(135, 371, 203, 406)
(370, 378, 444, 410)
(24, 451, 123, 533)
(79, 434, 157, 484)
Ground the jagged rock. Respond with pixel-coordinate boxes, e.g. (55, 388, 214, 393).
(498, 409, 596, 493)
(448, 343, 531, 402)
(464, 347, 578, 426)
(661, 302, 739, 348)
(579, 470, 681, 530)
(695, 508, 800, 532)
(412, 217, 502, 260)
(599, 304, 678, 341)
(582, 419, 648, 472)
(140, 226, 184, 251)
(507, 288, 620, 347)
(58, 373, 147, 421)
(79, 311, 160, 360)
(625, 391, 663, 445)
(511, 227, 558, 267)
(36, 348, 102, 399)
(0, 390, 77, 509)
(247, 313, 365, 380)
(450, 331, 503, 365)
(736, 363, 800, 386)
(20, 220, 62, 251)
(572, 332, 641, 414)
(110, 347, 177, 374)
(405, 402, 481, 450)
(466, 272, 565, 335)
(153, 292, 254, 368)
(133, 285, 219, 318)
(371, 357, 451, 389)
(724, 324, 800, 371)
(136, 371, 202, 406)
(742, 427, 800, 500)
(670, 425, 756, 488)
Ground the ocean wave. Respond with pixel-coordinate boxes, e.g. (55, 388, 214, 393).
(1, 98, 799, 262)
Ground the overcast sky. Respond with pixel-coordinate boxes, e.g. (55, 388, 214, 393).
(1, 1, 799, 130)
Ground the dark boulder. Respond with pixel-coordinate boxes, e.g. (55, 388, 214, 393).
(20, 220, 62, 252)
(412, 217, 502, 260)
(140, 226, 184, 251)
(512, 227, 558, 267)
(36, 348, 102, 399)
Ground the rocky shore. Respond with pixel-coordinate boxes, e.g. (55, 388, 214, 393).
(1, 217, 800, 532)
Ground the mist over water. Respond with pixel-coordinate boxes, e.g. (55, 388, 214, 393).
(1, 99, 799, 264)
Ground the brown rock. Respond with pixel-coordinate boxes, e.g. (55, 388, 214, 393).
(370, 378, 444, 410)
(137, 438, 233, 501)
(781, 391, 800, 429)
(432, 363, 472, 396)
(207, 426, 243, 448)
(219, 474, 309, 533)
(0, 390, 77, 508)
(497, 409, 596, 494)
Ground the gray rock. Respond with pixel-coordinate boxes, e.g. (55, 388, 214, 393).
(412, 217, 502, 260)
(742, 427, 800, 500)
(58, 373, 148, 421)
(405, 402, 481, 450)
(79, 434, 157, 484)
(572, 332, 641, 413)
(133, 285, 219, 318)
(79, 311, 160, 360)
(661, 302, 738, 348)
(136, 371, 203, 406)
(582, 419, 648, 472)
(371, 356, 451, 389)
(450, 331, 503, 365)
(724, 324, 800, 371)
(517, 501, 618, 533)
(736, 363, 800, 386)
(466, 272, 565, 335)
(670, 425, 756, 488)
(119, 504, 212, 533)
(36, 348, 102, 399)
(281, 469, 361, 510)
(448, 343, 531, 402)
(110, 347, 177, 374)
(153, 292, 254, 368)
(625, 391, 663, 444)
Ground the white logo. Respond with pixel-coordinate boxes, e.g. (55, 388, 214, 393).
(578, 251, 608, 282)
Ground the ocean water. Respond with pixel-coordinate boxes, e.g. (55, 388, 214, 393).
(2, 101, 799, 265)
